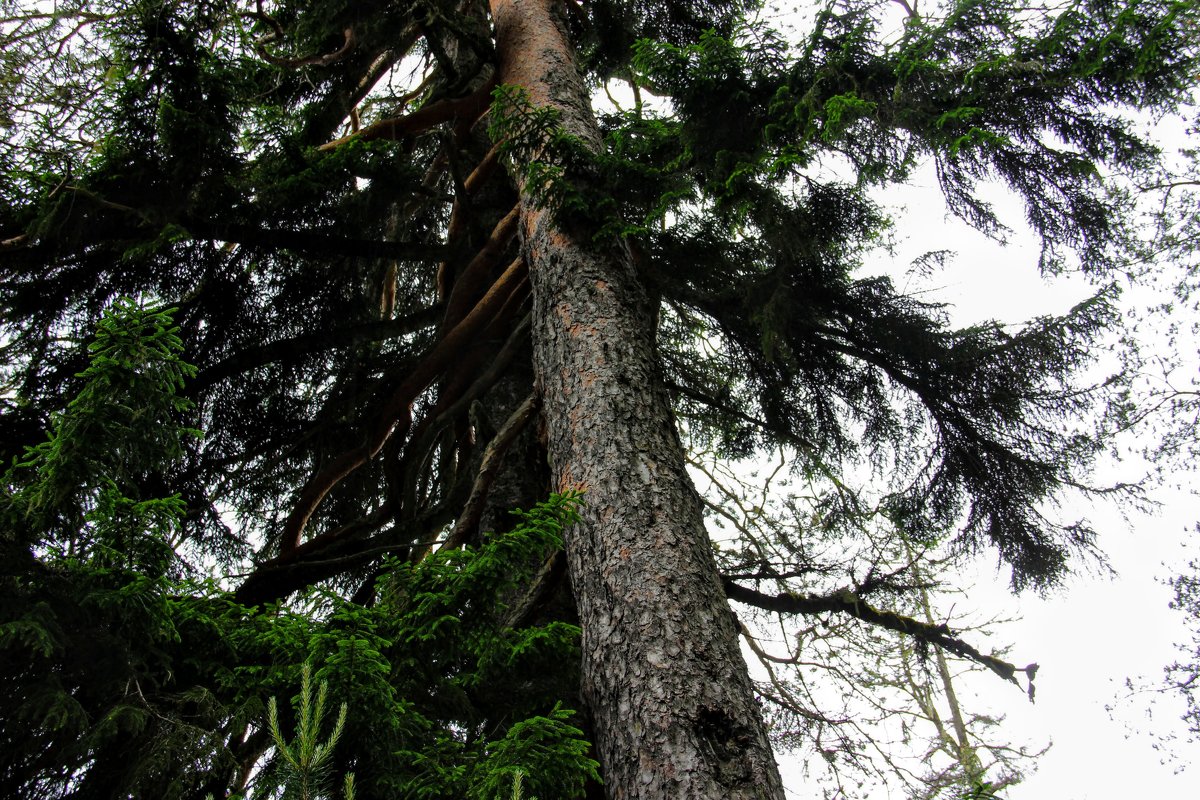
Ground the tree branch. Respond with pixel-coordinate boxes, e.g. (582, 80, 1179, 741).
(189, 305, 442, 394)
(280, 256, 529, 554)
(257, 27, 355, 69)
(186, 219, 448, 261)
(442, 392, 539, 549)
(723, 578, 1037, 697)
(441, 203, 520, 330)
(319, 72, 497, 152)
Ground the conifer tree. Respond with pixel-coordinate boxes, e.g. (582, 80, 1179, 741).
(1, 1, 1197, 799)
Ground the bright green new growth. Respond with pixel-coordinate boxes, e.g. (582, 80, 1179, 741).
(267, 663, 350, 800)
(508, 769, 536, 800)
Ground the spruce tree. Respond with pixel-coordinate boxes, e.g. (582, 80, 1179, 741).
(1, 1, 1196, 798)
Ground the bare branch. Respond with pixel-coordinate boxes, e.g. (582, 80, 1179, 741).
(723, 578, 1037, 695)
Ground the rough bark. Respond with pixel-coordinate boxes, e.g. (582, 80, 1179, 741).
(487, 1, 786, 797)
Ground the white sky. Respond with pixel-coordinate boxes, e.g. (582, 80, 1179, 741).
(857, 170, 1200, 799)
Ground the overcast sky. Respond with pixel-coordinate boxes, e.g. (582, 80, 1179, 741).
(860, 171, 1199, 800)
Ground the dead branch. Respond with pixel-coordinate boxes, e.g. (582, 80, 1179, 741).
(442, 392, 539, 549)
(723, 579, 1038, 697)
(398, 312, 533, 515)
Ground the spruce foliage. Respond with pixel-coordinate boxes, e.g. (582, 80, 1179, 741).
(1, 0, 1197, 797)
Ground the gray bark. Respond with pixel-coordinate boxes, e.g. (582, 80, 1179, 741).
(487, 1, 787, 797)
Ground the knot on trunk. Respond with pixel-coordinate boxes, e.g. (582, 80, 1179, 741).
(694, 705, 754, 785)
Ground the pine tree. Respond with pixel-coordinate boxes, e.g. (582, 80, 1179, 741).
(1, 1, 1196, 798)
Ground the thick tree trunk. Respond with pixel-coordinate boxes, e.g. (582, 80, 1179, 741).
(487, 1, 786, 798)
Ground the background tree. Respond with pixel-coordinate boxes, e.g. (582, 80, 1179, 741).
(2, 1, 1197, 798)
(691, 445, 1045, 798)
(1104, 106, 1200, 762)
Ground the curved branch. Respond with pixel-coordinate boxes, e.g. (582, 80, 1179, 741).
(437, 143, 508, 300)
(280, 256, 528, 554)
(318, 71, 497, 151)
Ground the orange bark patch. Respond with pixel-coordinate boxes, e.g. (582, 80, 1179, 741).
(557, 477, 590, 494)
(567, 323, 595, 338)
(545, 226, 573, 250)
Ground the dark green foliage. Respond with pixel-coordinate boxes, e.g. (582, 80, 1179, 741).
(632, 1, 1197, 271)
(0, 300, 227, 798)
(576, 0, 758, 80)
(4, 299, 197, 557)
(0, 301, 594, 799)
(3, 0, 1180, 585)
(615, 1, 1197, 586)
(1, 0, 1197, 796)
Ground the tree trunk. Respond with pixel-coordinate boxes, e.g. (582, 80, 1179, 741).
(487, 1, 786, 797)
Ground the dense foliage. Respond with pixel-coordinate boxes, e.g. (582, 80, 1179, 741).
(2, 0, 1197, 797)
(0, 299, 594, 798)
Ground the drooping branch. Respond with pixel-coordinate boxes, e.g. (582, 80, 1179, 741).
(234, 503, 440, 607)
(666, 377, 820, 455)
(723, 578, 1038, 695)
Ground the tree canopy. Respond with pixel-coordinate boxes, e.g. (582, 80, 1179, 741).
(1, 1, 1197, 798)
